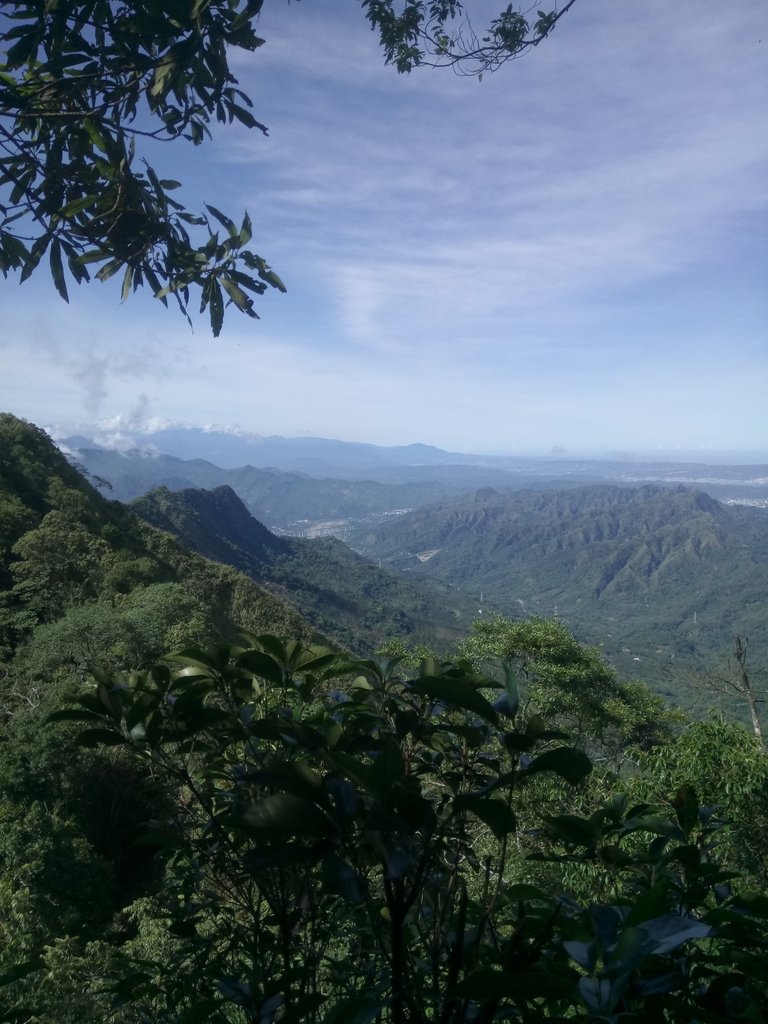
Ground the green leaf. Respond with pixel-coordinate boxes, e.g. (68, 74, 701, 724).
(543, 813, 599, 846)
(520, 746, 592, 785)
(501, 658, 520, 716)
(454, 966, 577, 1001)
(229, 103, 269, 134)
(672, 784, 699, 837)
(370, 739, 405, 792)
(505, 883, 553, 902)
(410, 676, 498, 724)
(241, 794, 331, 835)
(205, 204, 238, 237)
(209, 279, 224, 336)
(120, 263, 134, 302)
(95, 258, 123, 283)
(325, 993, 382, 1024)
(563, 939, 596, 972)
(164, 646, 229, 672)
(59, 194, 100, 217)
(18, 234, 48, 282)
(455, 796, 516, 840)
(238, 211, 253, 245)
(625, 880, 670, 927)
(322, 855, 367, 904)
(321, 750, 375, 794)
(635, 914, 712, 955)
(177, 998, 228, 1023)
(77, 248, 109, 266)
(220, 273, 255, 314)
(0, 959, 43, 987)
(624, 814, 685, 842)
(259, 266, 286, 292)
(236, 649, 285, 685)
(74, 728, 127, 747)
(82, 118, 109, 153)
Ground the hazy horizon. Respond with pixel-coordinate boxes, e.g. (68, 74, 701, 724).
(43, 417, 768, 468)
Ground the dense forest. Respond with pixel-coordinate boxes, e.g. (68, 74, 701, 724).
(348, 485, 768, 696)
(1, 413, 767, 1022)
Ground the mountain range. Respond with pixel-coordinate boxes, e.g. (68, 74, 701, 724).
(62, 435, 768, 546)
(347, 483, 768, 694)
(63, 431, 768, 511)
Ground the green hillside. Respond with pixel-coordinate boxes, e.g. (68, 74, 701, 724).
(132, 484, 475, 654)
(349, 484, 768, 696)
(0, 414, 313, 675)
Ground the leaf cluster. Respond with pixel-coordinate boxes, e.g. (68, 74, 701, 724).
(1, 0, 284, 333)
(47, 637, 597, 1022)
(35, 637, 768, 1023)
(363, 1, 576, 76)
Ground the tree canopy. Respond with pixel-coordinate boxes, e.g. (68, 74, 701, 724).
(0, 1, 575, 334)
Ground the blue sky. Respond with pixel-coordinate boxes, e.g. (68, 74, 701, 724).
(2, 1, 767, 457)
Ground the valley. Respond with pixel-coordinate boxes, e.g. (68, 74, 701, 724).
(57, 426, 768, 715)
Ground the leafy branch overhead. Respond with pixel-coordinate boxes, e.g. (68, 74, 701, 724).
(0, 1, 575, 334)
(363, 0, 578, 75)
(0, 0, 283, 336)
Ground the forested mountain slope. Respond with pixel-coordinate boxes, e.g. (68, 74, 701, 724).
(0, 414, 313, 674)
(132, 485, 474, 654)
(349, 484, 768, 687)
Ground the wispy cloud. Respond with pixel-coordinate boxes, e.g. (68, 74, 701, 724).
(2, 0, 766, 454)
(221, 1, 767, 368)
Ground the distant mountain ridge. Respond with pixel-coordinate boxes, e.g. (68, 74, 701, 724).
(67, 444, 460, 532)
(7, 415, 767, 712)
(63, 429, 768, 506)
(348, 484, 768, 687)
(76, 428, 465, 471)
(0, 414, 314, 665)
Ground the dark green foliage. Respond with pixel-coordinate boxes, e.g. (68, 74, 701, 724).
(2, 416, 768, 1021)
(27, 637, 767, 1023)
(459, 615, 682, 753)
(0, 415, 311, 665)
(0, 691, 165, 1024)
(13, 583, 210, 678)
(630, 719, 768, 888)
(0, 415, 322, 1020)
(47, 639, 591, 1021)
